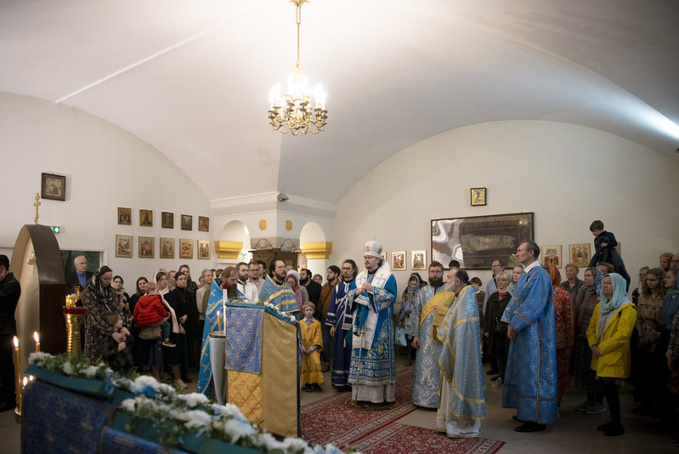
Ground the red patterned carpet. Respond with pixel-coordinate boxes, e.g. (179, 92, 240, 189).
(301, 368, 505, 453)
(352, 423, 504, 454)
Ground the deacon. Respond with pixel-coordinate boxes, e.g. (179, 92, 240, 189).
(501, 241, 557, 432)
(436, 268, 486, 437)
(406, 261, 450, 408)
(348, 241, 398, 404)
(258, 259, 298, 314)
(326, 260, 358, 390)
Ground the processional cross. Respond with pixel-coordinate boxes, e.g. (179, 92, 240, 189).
(33, 193, 41, 224)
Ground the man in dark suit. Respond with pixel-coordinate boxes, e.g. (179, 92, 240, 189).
(0, 254, 21, 412)
(65, 255, 93, 297)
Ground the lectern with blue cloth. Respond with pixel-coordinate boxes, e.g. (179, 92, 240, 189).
(220, 302, 300, 437)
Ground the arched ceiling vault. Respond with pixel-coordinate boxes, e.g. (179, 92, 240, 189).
(2, 0, 677, 205)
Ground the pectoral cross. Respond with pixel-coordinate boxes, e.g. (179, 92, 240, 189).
(33, 193, 41, 224)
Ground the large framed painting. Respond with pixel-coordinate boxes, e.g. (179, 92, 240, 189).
(431, 212, 534, 270)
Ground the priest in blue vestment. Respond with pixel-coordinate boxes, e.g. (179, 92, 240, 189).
(197, 267, 248, 396)
(436, 268, 486, 437)
(326, 259, 358, 389)
(406, 261, 449, 408)
(501, 241, 557, 432)
(258, 258, 298, 314)
(348, 241, 398, 404)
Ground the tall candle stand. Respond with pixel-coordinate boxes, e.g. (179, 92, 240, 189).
(64, 295, 87, 358)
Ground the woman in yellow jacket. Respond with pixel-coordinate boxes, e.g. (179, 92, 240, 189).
(586, 272, 637, 436)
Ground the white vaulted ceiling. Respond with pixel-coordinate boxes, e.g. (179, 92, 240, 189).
(2, 0, 678, 204)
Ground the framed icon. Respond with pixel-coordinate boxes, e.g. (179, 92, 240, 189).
(391, 251, 406, 271)
(568, 243, 590, 268)
(162, 212, 174, 229)
(140, 209, 153, 227)
(139, 236, 155, 258)
(160, 237, 175, 259)
(541, 244, 562, 268)
(117, 207, 131, 225)
(197, 240, 211, 259)
(181, 214, 192, 231)
(115, 234, 133, 258)
(41, 173, 66, 201)
(411, 250, 426, 270)
(198, 216, 210, 232)
(179, 238, 193, 259)
(470, 187, 486, 206)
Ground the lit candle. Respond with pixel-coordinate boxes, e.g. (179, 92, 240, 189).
(33, 331, 40, 352)
(217, 312, 222, 335)
(13, 336, 20, 410)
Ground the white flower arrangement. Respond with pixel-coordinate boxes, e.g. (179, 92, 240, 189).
(264, 302, 297, 323)
(29, 352, 112, 381)
(27, 354, 355, 453)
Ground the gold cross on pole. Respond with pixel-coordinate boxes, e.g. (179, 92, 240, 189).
(33, 193, 41, 224)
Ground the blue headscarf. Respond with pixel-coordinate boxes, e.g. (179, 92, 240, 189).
(599, 272, 627, 315)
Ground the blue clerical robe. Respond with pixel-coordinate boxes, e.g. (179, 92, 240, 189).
(438, 285, 486, 420)
(501, 264, 557, 424)
(258, 275, 298, 313)
(406, 283, 445, 408)
(197, 282, 247, 396)
(326, 279, 356, 387)
(348, 263, 397, 392)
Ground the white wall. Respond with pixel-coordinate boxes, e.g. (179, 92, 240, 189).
(331, 121, 679, 296)
(0, 93, 214, 287)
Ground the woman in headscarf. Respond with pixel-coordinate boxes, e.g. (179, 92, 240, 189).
(81, 266, 128, 363)
(586, 273, 637, 436)
(508, 265, 523, 295)
(573, 267, 606, 414)
(548, 260, 574, 414)
(286, 270, 307, 313)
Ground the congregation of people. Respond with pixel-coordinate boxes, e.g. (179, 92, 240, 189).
(2, 220, 679, 445)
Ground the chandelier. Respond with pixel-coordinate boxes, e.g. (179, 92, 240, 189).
(268, 0, 327, 135)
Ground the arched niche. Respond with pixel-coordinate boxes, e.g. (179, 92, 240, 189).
(216, 220, 250, 262)
(300, 222, 330, 275)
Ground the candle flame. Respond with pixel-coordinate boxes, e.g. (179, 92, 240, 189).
(13, 336, 18, 348)
(33, 331, 39, 343)
(23, 376, 27, 386)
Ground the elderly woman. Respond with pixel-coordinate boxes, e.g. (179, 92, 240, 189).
(573, 268, 605, 414)
(286, 270, 308, 313)
(561, 263, 584, 305)
(633, 267, 667, 415)
(548, 262, 574, 413)
(82, 266, 128, 363)
(586, 273, 637, 436)
(483, 271, 511, 387)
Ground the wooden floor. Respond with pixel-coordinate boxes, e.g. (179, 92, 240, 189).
(2, 355, 678, 453)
